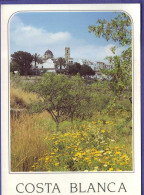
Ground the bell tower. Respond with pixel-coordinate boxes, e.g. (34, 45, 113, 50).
(65, 47, 70, 62)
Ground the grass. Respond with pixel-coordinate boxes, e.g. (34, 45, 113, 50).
(11, 111, 53, 171)
(10, 87, 37, 109)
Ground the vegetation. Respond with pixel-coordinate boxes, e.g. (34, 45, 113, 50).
(11, 51, 33, 75)
(66, 63, 95, 76)
(89, 13, 132, 97)
(32, 120, 132, 171)
(28, 73, 93, 131)
(10, 73, 132, 172)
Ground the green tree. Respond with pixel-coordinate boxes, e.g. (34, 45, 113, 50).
(88, 13, 132, 97)
(11, 51, 33, 75)
(66, 63, 95, 77)
(88, 13, 131, 46)
(55, 57, 66, 73)
(66, 63, 81, 75)
(80, 65, 95, 76)
(31, 73, 79, 131)
(30, 73, 92, 131)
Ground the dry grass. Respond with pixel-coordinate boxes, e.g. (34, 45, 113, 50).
(11, 111, 52, 172)
(10, 85, 54, 172)
(10, 87, 37, 109)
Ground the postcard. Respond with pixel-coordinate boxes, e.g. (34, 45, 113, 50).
(1, 3, 141, 195)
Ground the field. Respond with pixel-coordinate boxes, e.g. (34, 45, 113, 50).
(10, 74, 132, 172)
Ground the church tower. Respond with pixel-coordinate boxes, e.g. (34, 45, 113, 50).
(65, 47, 70, 62)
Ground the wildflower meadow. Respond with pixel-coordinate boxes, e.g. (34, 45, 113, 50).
(11, 74, 132, 172)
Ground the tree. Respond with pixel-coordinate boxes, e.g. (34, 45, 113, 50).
(55, 57, 66, 73)
(88, 13, 131, 46)
(30, 73, 92, 131)
(88, 13, 132, 97)
(80, 65, 95, 76)
(11, 51, 33, 75)
(66, 63, 95, 77)
(32, 53, 43, 67)
(66, 62, 81, 75)
(31, 73, 74, 131)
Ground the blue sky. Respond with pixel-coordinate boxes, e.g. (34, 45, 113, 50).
(10, 11, 125, 62)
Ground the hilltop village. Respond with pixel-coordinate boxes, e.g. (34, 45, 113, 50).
(30, 47, 113, 79)
(11, 47, 113, 80)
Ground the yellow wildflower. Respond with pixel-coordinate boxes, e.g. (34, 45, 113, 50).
(108, 167, 113, 171)
(115, 151, 121, 155)
(101, 130, 105, 133)
(55, 162, 59, 166)
(116, 168, 122, 171)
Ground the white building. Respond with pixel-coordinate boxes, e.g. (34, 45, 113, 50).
(31, 50, 56, 73)
(32, 59, 55, 73)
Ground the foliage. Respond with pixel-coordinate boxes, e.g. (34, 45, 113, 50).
(80, 65, 95, 76)
(88, 13, 132, 97)
(11, 51, 33, 75)
(66, 75, 93, 122)
(88, 13, 131, 46)
(66, 63, 95, 76)
(91, 81, 115, 113)
(31, 73, 92, 131)
(66, 63, 81, 75)
(35, 73, 73, 131)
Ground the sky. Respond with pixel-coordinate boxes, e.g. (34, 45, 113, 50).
(10, 11, 126, 63)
